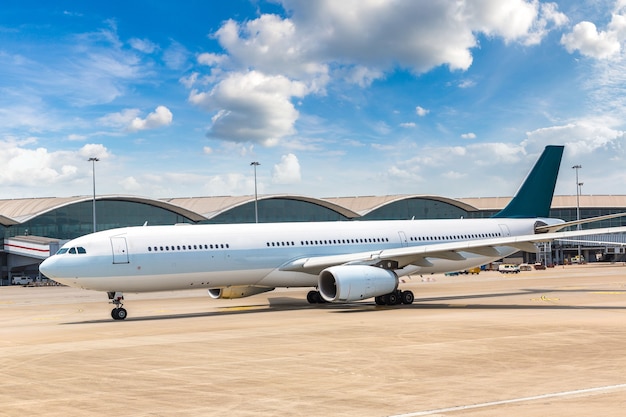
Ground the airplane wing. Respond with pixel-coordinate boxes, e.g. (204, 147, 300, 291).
(554, 239, 626, 246)
(280, 226, 626, 275)
(536, 212, 626, 233)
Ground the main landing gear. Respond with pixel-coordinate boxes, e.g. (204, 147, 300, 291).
(305, 289, 414, 306)
(107, 291, 127, 320)
(374, 289, 414, 306)
(306, 290, 328, 304)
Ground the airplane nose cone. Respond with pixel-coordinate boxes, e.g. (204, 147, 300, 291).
(39, 256, 59, 279)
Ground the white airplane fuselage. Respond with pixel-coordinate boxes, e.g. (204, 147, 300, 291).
(40, 217, 539, 293)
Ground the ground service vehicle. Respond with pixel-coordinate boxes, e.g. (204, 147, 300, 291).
(498, 264, 520, 274)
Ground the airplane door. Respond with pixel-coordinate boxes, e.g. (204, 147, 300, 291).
(398, 231, 408, 247)
(498, 224, 511, 237)
(111, 237, 130, 264)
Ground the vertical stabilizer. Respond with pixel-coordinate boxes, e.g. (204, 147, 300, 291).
(492, 145, 564, 218)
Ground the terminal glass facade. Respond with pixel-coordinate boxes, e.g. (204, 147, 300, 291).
(205, 198, 349, 223)
(362, 198, 469, 221)
(5, 200, 193, 240)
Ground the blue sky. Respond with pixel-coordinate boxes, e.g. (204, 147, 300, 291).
(1, 0, 626, 200)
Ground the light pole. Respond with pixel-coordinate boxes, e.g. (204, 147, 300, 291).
(250, 161, 260, 223)
(572, 164, 582, 259)
(89, 157, 99, 232)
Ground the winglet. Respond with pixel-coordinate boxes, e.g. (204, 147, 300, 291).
(492, 145, 564, 218)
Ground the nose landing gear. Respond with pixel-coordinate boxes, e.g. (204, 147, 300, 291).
(107, 291, 127, 320)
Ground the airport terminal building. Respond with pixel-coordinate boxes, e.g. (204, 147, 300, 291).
(1, 194, 626, 284)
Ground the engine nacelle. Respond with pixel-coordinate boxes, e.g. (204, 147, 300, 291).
(318, 265, 398, 303)
(208, 285, 275, 299)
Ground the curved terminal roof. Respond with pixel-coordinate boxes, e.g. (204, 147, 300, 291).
(2, 194, 626, 227)
(164, 194, 361, 219)
(324, 195, 478, 216)
(0, 195, 207, 226)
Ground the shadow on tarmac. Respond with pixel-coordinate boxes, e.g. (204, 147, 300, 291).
(61, 287, 626, 324)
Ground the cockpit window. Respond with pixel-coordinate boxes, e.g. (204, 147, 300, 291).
(58, 247, 87, 255)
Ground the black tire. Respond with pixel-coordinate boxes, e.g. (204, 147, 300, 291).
(375, 296, 385, 305)
(385, 293, 398, 305)
(116, 308, 127, 320)
(307, 290, 321, 304)
(111, 307, 127, 320)
(401, 290, 415, 305)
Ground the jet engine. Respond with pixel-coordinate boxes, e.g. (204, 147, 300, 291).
(318, 265, 398, 302)
(208, 285, 275, 299)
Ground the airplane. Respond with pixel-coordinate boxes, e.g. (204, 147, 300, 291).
(39, 145, 626, 320)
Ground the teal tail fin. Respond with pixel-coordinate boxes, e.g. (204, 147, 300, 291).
(492, 145, 564, 218)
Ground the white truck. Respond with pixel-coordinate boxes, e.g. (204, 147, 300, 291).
(11, 275, 34, 285)
(498, 264, 521, 274)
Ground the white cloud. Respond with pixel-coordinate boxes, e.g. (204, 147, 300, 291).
(0, 139, 112, 189)
(524, 118, 625, 156)
(214, 14, 329, 84)
(98, 108, 141, 128)
(400, 122, 416, 128)
(345, 66, 384, 87)
(129, 38, 158, 54)
(561, 21, 621, 59)
(119, 176, 141, 192)
(78, 143, 111, 160)
(272, 153, 301, 184)
(387, 165, 420, 182)
(465, 0, 567, 46)
(128, 106, 173, 132)
(461, 132, 477, 139)
(468, 142, 526, 165)
(190, 1, 566, 148)
(561, 2, 626, 60)
(67, 134, 87, 141)
(189, 71, 307, 146)
(197, 52, 228, 67)
(163, 40, 190, 70)
(416, 106, 429, 117)
(203, 173, 253, 195)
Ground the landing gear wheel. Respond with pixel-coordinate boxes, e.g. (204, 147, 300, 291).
(111, 307, 127, 320)
(108, 292, 127, 320)
(401, 290, 415, 305)
(307, 290, 321, 304)
(375, 296, 385, 305)
(385, 292, 398, 305)
(307, 290, 328, 304)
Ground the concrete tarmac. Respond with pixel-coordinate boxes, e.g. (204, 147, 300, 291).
(2, 264, 626, 416)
